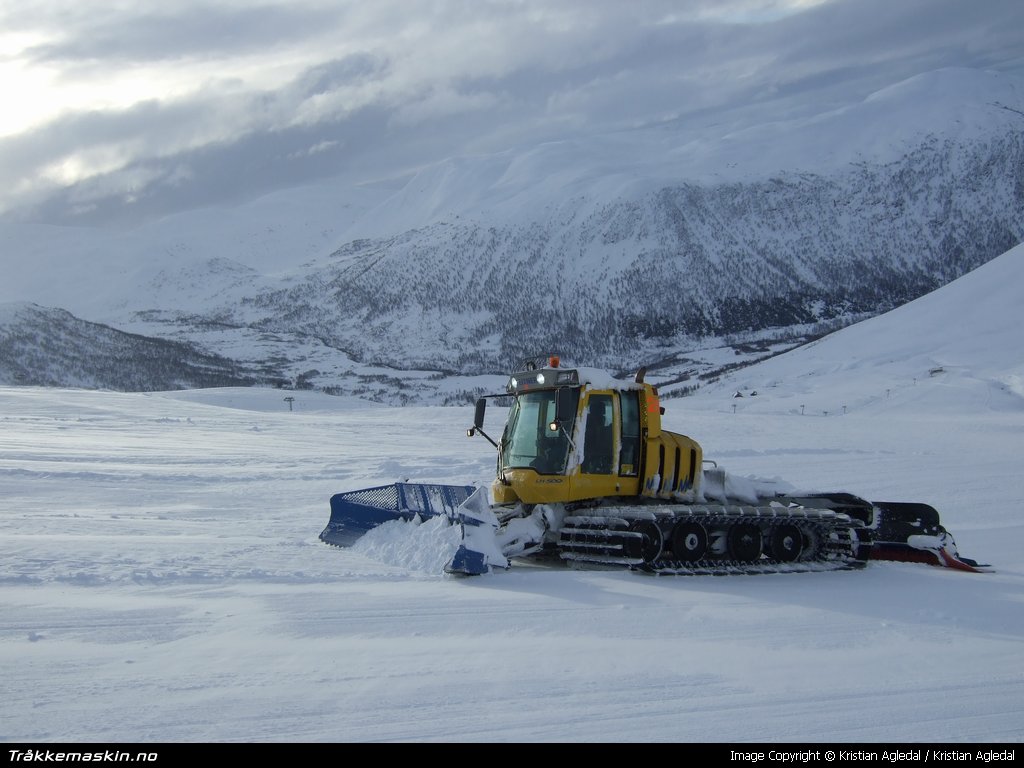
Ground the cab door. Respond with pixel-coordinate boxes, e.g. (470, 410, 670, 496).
(570, 390, 634, 501)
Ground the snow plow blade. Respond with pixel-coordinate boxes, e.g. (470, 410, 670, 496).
(869, 501, 990, 572)
(319, 482, 476, 548)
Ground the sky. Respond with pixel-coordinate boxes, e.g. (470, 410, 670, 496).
(0, 243, 1021, 742)
(2, 0, 1023, 226)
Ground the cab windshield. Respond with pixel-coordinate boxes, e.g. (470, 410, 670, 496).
(502, 389, 577, 474)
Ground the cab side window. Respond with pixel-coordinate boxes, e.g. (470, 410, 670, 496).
(619, 391, 639, 476)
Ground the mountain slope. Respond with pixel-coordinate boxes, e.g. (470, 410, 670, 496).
(692, 241, 1024, 414)
(0, 303, 276, 391)
(237, 121, 1023, 373)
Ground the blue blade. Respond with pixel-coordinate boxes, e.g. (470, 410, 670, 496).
(320, 482, 476, 547)
(444, 544, 491, 575)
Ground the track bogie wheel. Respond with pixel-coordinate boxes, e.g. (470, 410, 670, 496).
(727, 523, 763, 562)
(769, 524, 804, 562)
(671, 521, 709, 562)
(625, 520, 664, 564)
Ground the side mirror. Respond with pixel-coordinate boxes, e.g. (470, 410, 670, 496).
(468, 398, 498, 448)
(556, 387, 572, 422)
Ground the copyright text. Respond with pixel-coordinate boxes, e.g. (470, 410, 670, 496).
(730, 751, 1016, 764)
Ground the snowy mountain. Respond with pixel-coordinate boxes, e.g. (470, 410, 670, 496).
(687, 240, 1024, 411)
(0, 302, 273, 391)
(1, 67, 1022, 399)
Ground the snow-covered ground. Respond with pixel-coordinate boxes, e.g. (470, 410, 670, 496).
(2, 246, 1023, 743)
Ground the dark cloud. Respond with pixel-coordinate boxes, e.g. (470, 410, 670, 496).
(15, 3, 343, 65)
(293, 54, 391, 100)
(2, 0, 1023, 226)
(29, 110, 392, 225)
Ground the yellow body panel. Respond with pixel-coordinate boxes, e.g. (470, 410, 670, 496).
(642, 429, 702, 500)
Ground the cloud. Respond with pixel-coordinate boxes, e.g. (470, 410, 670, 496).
(1, 0, 1022, 225)
(17, 3, 335, 65)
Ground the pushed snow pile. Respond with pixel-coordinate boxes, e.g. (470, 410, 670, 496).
(349, 514, 462, 574)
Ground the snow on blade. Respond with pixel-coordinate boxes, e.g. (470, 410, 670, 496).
(349, 513, 462, 575)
